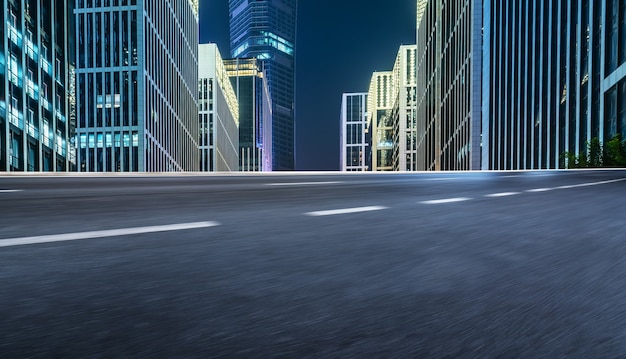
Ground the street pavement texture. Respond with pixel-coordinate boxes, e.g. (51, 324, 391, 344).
(1, 170, 626, 357)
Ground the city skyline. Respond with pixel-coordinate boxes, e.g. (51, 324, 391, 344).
(201, 0, 416, 170)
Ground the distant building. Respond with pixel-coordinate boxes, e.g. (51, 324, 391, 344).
(368, 72, 395, 171)
(199, 44, 239, 172)
(229, 0, 298, 170)
(340, 93, 368, 171)
(74, 1, 199, 172)
(1, 1, 74, 171)
(391, 45, 418, 171)
(224, 58, 272, 171)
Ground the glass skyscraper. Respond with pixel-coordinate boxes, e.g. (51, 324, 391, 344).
(229, 0, 297, 171)
(74, 0, 199, 172)
(1, 1, 74, 171)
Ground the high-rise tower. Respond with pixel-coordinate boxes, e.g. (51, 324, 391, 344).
(229, 0, 297, 170)
(74, 0, 199, 172)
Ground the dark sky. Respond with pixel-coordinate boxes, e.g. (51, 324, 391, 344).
(200, 1, 416, 170)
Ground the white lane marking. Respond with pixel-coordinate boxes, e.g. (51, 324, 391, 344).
(0, 221, 220, 248)
(305, 206, 388, 217)
(0, 189, 22, 193)
(424, 177, 461, 181)
(266, 181, 342, 186)
(485, 192, 521, 198)
(420, 197, 471, 205)
(527, 188, 552, 193)
(556, 178, 626, 189)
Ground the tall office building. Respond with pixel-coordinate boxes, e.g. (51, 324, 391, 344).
(229, 0, 297, 171)
(340, 93, 368, 172)
(391, 45, 418, 171)
(74, 0, 199, 172)
(415, 0, 483, 171)
(224, 57, 272, 171)
(1, 1, 74, 171)
(368, 71, 395, 171)
(198, 44, 239, 172)
(417, 0, 626, 171)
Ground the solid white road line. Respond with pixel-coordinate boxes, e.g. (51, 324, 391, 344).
(420, 197, 471, 205)
(0, 221, 220, 248)
(485, 192, 521, 198)
(266, 181, 342, 186)
(305, 206, 388, 217)
(0, 189, 22, 193)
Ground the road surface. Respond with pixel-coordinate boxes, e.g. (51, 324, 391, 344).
(1, 170, 625, 357)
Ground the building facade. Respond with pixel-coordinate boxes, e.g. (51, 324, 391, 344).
(368, 71, 395, 171)
(74, 0, 199, 172)
(340, 92, 368, 171)
(415, 0, 483, 171)
(229, 0, 297, 171)
(1, 0, 74, 171)
(602, 0, 626, 149)
(199, 44, 239, 172)
(224, 57, 272, 171)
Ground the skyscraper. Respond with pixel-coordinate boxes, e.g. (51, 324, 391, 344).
(198, 44, 239, 172)
(416, 0, 625, 171)
(74, 0, 199, 172)
(1, 1, 74, 171)
(229, 0, 297, 171)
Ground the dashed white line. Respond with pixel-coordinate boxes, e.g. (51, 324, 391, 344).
(266, 181, 342, 187)
(305, 206, 388, 217)
(0, 189, 22, 193)
(556, 178, 626, 189)
(0, 221, 220, 248)
(420, 197, 472, 205)
(424, 177, 461, 181)
(485, 192, 521, 198)
(526, 188, 552, 193)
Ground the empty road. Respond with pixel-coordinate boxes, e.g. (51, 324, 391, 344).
(1, 170, 626, 357)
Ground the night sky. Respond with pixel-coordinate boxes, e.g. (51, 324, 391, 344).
(200, 1, 416, 170)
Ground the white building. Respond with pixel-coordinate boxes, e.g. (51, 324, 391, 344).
(340, 93, 368, 171)
(198, 44, 239, 172)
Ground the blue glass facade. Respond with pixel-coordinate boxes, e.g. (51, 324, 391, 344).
(1, 0, 74, 171)
(229, 0, 297, 171)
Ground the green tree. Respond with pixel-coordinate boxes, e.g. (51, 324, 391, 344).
(604, 134, 626, 167)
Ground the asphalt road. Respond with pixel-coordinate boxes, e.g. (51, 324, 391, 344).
(1, 170, 626, 357)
